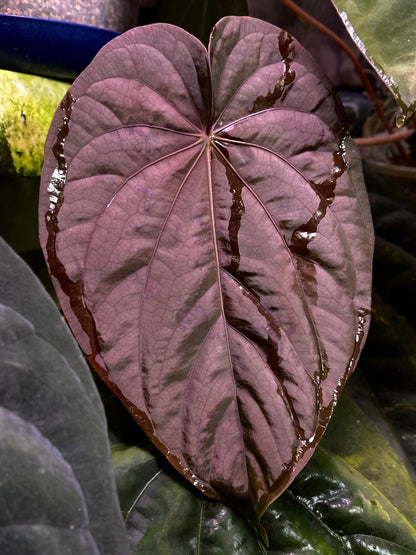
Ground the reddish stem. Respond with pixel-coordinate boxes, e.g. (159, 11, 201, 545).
(355, 128, 415, 146)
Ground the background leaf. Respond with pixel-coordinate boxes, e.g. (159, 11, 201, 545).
(112, 389, 416, 554)
(247, 0, 364, 89)
(0, 237, 129, 555)
(359, 163, 416, 470)
(39, 17, 373, 521)
(157, 0, 249, 45)
(331, 0, 416, 124)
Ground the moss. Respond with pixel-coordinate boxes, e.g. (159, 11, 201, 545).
(0, 69, 69, 176)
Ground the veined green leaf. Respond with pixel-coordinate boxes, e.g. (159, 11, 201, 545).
(112, 390, 416, 554)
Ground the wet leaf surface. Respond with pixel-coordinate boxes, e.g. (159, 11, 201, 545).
(39, 17, 374, 520)
(112, 391, 416, 554)
(0, 237, 129, 555)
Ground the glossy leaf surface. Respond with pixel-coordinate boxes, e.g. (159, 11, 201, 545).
(39, 17, 374, 520)
(112, 391, 416, 554)
(332, 0, 416, 124)
(0, 237, 129, 555)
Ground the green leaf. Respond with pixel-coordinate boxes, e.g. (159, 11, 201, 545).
(113, 444, 264, 554)
(112, 391, 416, 554)
(156, 0, 248, 45)
(331, 0, 416, 124)
(361, 165, 416, 470)
(296, 388, 416, 548)
(0, 237, 129, 555)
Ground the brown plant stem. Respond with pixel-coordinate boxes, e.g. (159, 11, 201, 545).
(354, 128, 415, 146)
(278, 0, 394, 134)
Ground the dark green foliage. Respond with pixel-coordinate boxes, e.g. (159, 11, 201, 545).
(0, 237, 129, 555)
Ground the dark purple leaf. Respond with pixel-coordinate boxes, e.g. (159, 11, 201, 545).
(39, 16, 374, 523)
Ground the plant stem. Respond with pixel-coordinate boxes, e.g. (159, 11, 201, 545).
(355, 128, 415, 146)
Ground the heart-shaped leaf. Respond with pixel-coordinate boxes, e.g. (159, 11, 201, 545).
(0, 237, 129, 555)
(39, 16, 374, 522)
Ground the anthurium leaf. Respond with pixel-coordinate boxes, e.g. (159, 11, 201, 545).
(112, 445, 262, 554)
(39, 16, 374, 522)
(289, 446, 416, 554)
(360, 166, 416, 469)
(308, 382, 416, 539)
(362, 290, 416, 471)
(157, 0, 248, 45)
(331, 0, 416, 124)
(0, 237, 129, 555)
(367, 172, 416, 327)
(112, 393, 416, 554)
